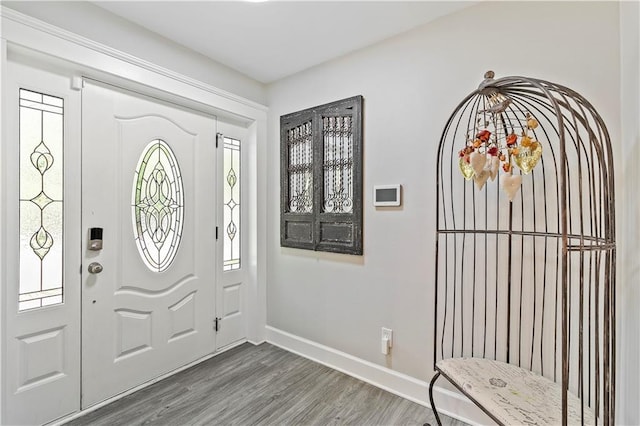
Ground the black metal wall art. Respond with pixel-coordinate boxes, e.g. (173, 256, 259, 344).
(280, 96, 363, 255)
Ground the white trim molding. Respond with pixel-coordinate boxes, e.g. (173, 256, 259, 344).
(0, 36, 7, 426)
(0, 6, 267, 113)
(0, 6, 268, 124)
(265, 326, 492, 426)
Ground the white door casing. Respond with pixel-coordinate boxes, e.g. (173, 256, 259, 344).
(81, 81, 217, 408)
(2, 59, 81, 425)
(216, 122, 248, 350)
(2, 11, 266, 422)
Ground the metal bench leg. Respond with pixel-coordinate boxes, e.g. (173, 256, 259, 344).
(425, 372, 442, 426)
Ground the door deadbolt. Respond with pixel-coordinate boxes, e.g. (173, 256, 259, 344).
(88, 262, 103, 274)
(88, 227, 103, 251)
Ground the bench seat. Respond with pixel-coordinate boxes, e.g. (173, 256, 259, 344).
(436, 358, 596, 425)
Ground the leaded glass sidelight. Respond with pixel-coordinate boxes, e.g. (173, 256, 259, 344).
(132, 139, 184, 272)
(223, 137, 241, 271)
(19, 89, 64, 311)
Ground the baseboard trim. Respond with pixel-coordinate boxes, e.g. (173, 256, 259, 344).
(265, 326, 491, 425)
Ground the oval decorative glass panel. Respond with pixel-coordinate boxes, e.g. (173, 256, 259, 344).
(131, 139, 184, 272)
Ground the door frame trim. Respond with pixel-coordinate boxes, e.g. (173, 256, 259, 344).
(0, 7, 268, 423)
(0, 7, 267, 113)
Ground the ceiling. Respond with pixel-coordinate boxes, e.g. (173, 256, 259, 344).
(93, 1, 476, 84)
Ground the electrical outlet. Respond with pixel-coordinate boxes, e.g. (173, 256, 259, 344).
(381, 327, 393, 354)
(382, 328, 393, 347)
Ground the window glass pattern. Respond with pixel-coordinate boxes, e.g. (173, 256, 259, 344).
(286, 122, 313, 213)
(223, 137, 241, 271)
(19, 89, 64, 311)
(322, 116, 353, 213)
(132, 139, 184, 272)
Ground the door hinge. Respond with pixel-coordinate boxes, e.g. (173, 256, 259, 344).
(216, 226, 219, 240)
(214, 317, 222, 332)
(216, 132, 223, 148)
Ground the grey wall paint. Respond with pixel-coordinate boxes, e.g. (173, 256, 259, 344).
(3, 1, 267, 105)
(266, 0, 621, 394)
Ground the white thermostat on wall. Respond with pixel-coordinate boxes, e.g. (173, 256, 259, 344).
(373, 184, 401, 207)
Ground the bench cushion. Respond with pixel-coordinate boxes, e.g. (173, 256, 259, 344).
(436, 358, 596, 425)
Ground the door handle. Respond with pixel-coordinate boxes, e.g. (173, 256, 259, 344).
(88, 262, 103, 274)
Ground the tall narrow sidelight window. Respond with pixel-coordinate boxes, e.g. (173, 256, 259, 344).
(223, 136, 241, 271)
(280, 96, 363, 255)
(19, 89, 64, 311)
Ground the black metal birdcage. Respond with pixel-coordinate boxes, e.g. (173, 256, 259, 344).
(429, 71, 616, 426)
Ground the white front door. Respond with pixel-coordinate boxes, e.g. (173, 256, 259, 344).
(80, 81, 217, 407)
(2, 56, 82, 426)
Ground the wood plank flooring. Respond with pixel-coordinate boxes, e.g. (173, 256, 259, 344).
(66, 343, 465, 426)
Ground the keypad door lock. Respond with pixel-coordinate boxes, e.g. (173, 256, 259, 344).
(88, 227, 103, 251)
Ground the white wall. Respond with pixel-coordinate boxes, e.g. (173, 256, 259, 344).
(618, 1, 640, 424)
(2, 1, 267, 105)
(267, 0, 621, 399)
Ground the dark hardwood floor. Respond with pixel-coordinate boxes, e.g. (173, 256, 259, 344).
(66, 343, 464, 426)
